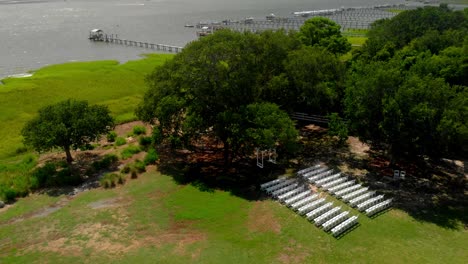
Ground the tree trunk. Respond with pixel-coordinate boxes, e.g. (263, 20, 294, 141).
(64, 145, 73, 164)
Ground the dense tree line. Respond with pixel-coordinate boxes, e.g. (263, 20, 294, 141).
(346, 6, 467, 159)
(137, 6, 467, 167)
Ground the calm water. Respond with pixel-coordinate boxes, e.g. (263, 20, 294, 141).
(0, 0, 405, 78)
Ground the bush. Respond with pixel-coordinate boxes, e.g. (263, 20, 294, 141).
(92, 154, 119, 171)
(131, 169, 138, 179)
(133, 125, 146, 136)
(144, 148, 159, 165)
(99, 173, 125, 188)
(120, 164, 131, 174)
(121, 145, 142, 159)
(0, 186, 17, 202)
(133, 159, 146, 173)
(138, 136, 152, 150)
(31, 162, 57, 188)
(107, 131, 117, 142)
(115, 137, 126, 146)
(15, 146, 28, 154)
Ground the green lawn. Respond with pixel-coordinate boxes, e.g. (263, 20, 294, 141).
(0, 170, 466, 263)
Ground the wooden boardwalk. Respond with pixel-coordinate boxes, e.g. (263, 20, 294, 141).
(89, 33, 183, 53)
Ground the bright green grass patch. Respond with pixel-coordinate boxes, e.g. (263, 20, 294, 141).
(0, 53, 173, 160)
(347, 36, 368, 46)
(121, 145, 142, 159)
(0, 53, 173, 200)
(0, 171, 467, 263)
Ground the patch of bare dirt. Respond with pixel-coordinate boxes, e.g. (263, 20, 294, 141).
(113, 120, 152, 138)
(347, 136, 370, 157)
(277, 239, 310, 264)
(247, 201, 281, 234)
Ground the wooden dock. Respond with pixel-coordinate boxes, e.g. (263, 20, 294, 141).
(89, 33, 183, 53)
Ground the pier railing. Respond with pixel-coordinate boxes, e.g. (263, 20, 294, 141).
(89, 33, 183, 53)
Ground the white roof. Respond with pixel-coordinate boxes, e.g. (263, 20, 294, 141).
(90, 29, 103, 33)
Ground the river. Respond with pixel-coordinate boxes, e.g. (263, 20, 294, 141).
(0, 0, 407, 78)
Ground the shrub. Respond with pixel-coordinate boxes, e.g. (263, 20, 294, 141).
(0, 186, 17, 202)
(133, 159, 146, 173)
(144, 148, 159, 165)
(133, 125, 146, 136)
(92, 154, 119, 171)
(131, 169, 138, 179)
(107, 131, 117, 142)
(15, 146, 28, 154)
(99, 173, 125, 188)
(120, 164, 131, 174)
(31, 162, 57, 188)
(121, 145, 142, 159)
(115, 137, 126, 146)
(138, 136, 152, 150)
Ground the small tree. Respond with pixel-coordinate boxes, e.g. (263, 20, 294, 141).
(22, 99, 114, 163)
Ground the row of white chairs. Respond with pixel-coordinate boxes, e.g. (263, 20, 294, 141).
(331, 216, 358, 236)
(326, 180, 355, 193)
(278, 186, 306, 201)
(260, 177, 286, 190)
(356, 195, 385, 211)
(283, 190, 310, 205)
(306, 202, 333, 220)
(290, 194, 318, 210)
(341, 187, 369, 202)
(365, 199, 392, 216)
(297, 164, 321, 176)
(314, 207, 342, 226)
(349, 191, 376, 206)
(265, 178, 297, 194)
(322, 211, 350, 231)
(321, 177, 347, 190)
(271, 183, 299, 197)
(302, 167, 328, 178)
(307, 169, 334, 182)
(298, 198, 326, 215)
(334, 184, 362, 198)
(314, 173, 342, 186)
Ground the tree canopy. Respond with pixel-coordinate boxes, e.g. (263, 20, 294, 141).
(297, 17, 351, 55)
(346, 6, 468, 159)
(22, 99, 114, 163)
(137, 30, 301, 166)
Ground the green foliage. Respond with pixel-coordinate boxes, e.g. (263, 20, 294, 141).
(327, 113, 349, 144)
(363, 6, 467, 60)
(137, 30, 301, 165)
(283, 46, 346, 113)
(298, 17, 351, 55)
(99, 173, 125, 188)
(133, 160, 146, 173)
(115, 137, 126, 146)
(144, 148, 159, 165)
(132, 125, 147, 135)
(106, 131, 117, 142)
(21, 99, 114, 163)
(30, 161, 82, 188)
(138, 136, 153, 150)
(91, 154, 119, 171)
(121, 145, 142, 160)
(346, 6, 468, 158)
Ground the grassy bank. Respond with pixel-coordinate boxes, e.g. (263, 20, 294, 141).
(0, 54, 172, 159)
(0, 54, 173, 200)
(0, 170, 466, 263)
